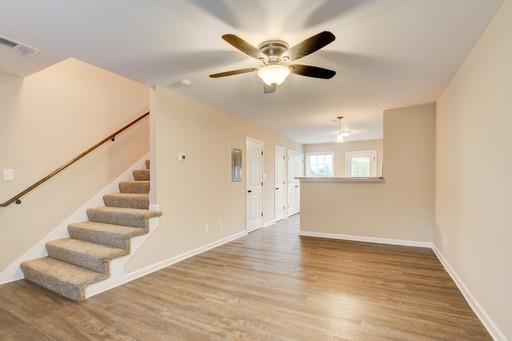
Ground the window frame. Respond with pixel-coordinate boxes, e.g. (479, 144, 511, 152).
(305, 152, 335, 177)
(345, 150, 377, 177)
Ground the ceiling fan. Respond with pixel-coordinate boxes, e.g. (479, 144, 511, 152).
(209, 31, 336, 94)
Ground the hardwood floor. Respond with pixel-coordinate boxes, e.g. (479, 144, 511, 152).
(0, 215, 490, 340)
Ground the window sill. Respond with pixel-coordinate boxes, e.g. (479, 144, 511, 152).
(297, 177, 384, 183)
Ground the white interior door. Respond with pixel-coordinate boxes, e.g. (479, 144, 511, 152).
(287, 150, 304, 216)
(294, 151, 304, 214)
(246, 138, 264, 232)
(275, 146, 287, 222)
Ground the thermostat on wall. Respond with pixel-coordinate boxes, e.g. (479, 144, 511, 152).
(2, 168, 14, 181)
(178, 153, 186, 162)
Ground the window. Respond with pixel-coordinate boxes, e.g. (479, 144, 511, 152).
(306, 152, 334, 177)
(345, 151, 377, 177)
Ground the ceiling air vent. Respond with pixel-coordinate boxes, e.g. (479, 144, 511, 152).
(0, 37, 18, 48)
(0, 35, 40, 56)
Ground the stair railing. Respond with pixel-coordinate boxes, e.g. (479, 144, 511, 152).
(0, 111, 149, 208)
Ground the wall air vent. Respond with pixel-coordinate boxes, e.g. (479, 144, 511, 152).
(0, 35, 40, 56)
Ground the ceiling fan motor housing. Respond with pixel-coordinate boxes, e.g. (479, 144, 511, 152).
(258, 40, 289, 63)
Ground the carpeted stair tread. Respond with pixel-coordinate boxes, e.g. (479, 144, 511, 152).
(19, 158, 163, 301)
(68, 221, 147, 249)
(103, 192, 149, 209)
(87, 206, 162, 228)
(119, 180, 150, 194)
(47, 239, 127, 273)
(133, 169, 150, 181)
(21, 257, 107, 301)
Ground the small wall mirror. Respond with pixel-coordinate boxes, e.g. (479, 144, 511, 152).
(231, 148, 242, 182)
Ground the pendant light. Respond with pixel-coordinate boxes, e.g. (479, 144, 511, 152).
(335, 115, 351, 143)
(336, 116, 345, 143)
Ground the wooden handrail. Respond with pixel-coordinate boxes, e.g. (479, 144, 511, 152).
(0, 111, 149, 208)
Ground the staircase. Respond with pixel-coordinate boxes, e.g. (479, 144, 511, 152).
(20, 160, 162, 301)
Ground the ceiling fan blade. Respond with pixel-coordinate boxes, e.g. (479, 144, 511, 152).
(222, 34, 262, 59)
(264, 84, 276, 94)
(209, 68, 257, 78)
(290, 64, 336, 79)
(286, 31, 335, 61)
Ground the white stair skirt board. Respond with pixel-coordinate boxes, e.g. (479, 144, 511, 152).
(0, 154, 150, 285)
(299, 231, 432, 248)
(432, 246, 507, 341)
(97, 229, 248, 296)
(85, 215, 162, 298)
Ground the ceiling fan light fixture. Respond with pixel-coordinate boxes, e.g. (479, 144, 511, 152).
(336, 134, 345, 143)
(341, 130, 351, 137)
(211, 32, 336, 93)
(257, 64, 290, 86)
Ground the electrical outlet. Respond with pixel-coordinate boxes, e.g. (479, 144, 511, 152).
(204, 225, 209, 232)
(219, 221, 224, 230)
(443, 235, 448, 246)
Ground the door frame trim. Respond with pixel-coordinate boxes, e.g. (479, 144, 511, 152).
(246, 137, 264, 232)
(275, 145, 287, 222)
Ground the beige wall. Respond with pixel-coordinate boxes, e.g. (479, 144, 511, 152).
(436, 0, 511, 338)
(304, 139, 383, 177)
(0, 59, 149, 271)
(301, 103, 435, 243)
(126, 87, 301, 271)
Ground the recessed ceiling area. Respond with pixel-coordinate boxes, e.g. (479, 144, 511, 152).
(0, 0, 502, 144)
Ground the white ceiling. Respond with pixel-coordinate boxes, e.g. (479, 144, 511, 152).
(0, 0, 502, 144)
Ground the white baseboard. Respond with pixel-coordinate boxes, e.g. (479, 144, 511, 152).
(432, 246, 507, 341)
(263, 220, 275, 228)
(0, 153, 149, 285)
(90, 229, 248, 297)
(149, 203, 160, 211)
(300, 230, 432, 248)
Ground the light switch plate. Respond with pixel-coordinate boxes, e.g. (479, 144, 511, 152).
(3, 169, 14, 181)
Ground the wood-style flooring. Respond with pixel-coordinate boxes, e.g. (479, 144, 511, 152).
(0, 215, 490, 340)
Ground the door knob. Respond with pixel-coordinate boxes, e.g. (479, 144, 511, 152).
(247, 190, 252, 193)
(276, 187, 279, 190)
